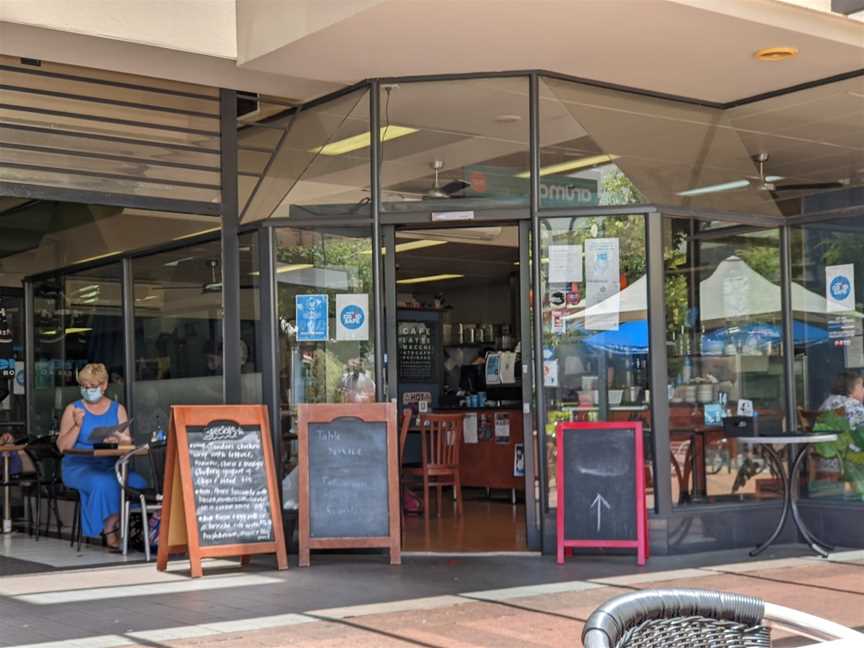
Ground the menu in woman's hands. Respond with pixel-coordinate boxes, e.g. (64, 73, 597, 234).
(89, 418, 133, 443)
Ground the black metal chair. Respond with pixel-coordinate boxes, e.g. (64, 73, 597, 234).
(115, 441, 166, 561)
(582, 588, 863, 647)
(14, 438, 66, 541)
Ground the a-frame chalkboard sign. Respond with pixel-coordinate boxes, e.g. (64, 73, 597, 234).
(156, 405, 288, 577)
(297, 402, 401, 567)
(556, 421, 648, 566)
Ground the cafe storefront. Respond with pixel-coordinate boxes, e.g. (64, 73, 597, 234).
(2, 57, 863, 556)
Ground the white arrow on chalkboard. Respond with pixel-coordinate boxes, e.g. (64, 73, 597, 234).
(590, 493, 611, 532)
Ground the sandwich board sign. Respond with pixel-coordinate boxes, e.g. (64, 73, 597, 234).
(156, 405, 287, 577)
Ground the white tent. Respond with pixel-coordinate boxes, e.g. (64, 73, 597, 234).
(699, 255, 835, 324)
(563, 274, 647, 324)
(564, 255, 840, 327)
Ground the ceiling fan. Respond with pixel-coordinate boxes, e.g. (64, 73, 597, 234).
(154, 260, 224, 294)
(749, 153, 845, 193)
(423, 160, 471, 199)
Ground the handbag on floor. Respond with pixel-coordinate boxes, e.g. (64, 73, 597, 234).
(403, 487, 423, 514)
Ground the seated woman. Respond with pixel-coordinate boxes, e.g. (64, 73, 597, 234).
(819, 370, 864, 428)
(57, 363, 144, 549)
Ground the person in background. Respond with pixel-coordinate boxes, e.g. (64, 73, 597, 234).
(56, 363, 144, 549)
(820, 370, 864, 428)
(0, 429, 22, 476)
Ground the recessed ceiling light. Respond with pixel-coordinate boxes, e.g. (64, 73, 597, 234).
(396, 274, 463, 285)
(515, 154, 619, 179)
(495, 114, 522, 123)
(754, 47, 798, 61)
(310, 126, 418, 156)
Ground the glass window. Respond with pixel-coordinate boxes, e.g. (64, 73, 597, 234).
(791, 219, 864, 503)
(664, 217, 785, 506)
(239, 91, 371, 222)
(540, 214, 651, 510)
(274, 226, 375, 458)
(0, 201, 221, 280)
(539, 75, 863, 218)
(240, 230, 262, 404)
(379, 77, 530, 213)
(0, 290, 25, 437)
(131, 239, 223, 441)
(30, 263, 125, 438)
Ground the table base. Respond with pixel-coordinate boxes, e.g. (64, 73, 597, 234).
(750, 444, 833, 558)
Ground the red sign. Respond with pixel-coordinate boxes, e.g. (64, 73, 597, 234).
(556, 421, 648, 566)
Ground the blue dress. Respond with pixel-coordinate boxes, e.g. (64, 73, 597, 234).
(62, 400, 145, 538)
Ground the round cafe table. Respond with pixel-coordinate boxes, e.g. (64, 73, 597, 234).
(737, 434, 838, 558)
(1, 443, 27, 534)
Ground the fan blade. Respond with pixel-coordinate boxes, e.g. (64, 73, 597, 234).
(773, 182, 844, 192)
(440, 179, 471, 196)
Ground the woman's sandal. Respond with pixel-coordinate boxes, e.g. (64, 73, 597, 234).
(100, 526, 122, 551)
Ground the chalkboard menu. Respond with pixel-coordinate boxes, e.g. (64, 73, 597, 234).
(186, 421, 274, 546)
(298, 402, 401, 567)
(398, 321, 433, 381)
(308, 419, 389, 538)
(157, 405, 287, 578)
(556, 422, 647, 566)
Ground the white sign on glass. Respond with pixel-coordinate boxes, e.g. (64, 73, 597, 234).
(548, 245, 583, 284)
(826, 264, 855, 313)
(585, 238, 620, 331)
(335, 294, 369, 341)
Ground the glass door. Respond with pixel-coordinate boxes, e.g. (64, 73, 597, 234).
(538, 214, 652, 512)
(273, 225, 376, 462)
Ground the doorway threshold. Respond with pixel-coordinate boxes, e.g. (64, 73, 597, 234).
(402, 550, 542, 558)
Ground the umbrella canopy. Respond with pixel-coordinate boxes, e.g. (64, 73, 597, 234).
(583, 320, 649, 355)
(701, 320, 828, 353)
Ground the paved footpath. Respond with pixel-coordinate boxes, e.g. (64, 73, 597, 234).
(1, 548, 863, 647)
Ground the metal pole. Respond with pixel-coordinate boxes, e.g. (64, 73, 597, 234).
(780, 225, 797, 432)
(121, 257, 136, 419)
(24, 280, 33, 439)
(529, 74, 548, 524)
(647, 211, 672, 515)
(219, 89, 242, 404)
(258, 228, 283, 474)
(370, 81, 385, 400)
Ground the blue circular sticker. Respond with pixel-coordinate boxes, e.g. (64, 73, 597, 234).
(830, 275, 851, 301)
(340, 305, 365, 330)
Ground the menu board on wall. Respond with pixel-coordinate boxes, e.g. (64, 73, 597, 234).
(156, 405, 287, 578)
(398, 321, 433, 382)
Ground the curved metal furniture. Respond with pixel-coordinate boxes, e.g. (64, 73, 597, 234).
(737, 434, 838, 557)
(582, 588, 863, 648)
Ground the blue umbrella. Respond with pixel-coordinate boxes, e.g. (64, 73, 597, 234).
(583, 320, 648, 355)
(583, 320, 827, 356)
(701, 321, 827, 351)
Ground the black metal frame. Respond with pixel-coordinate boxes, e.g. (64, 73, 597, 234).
(7, 64, 864, 556)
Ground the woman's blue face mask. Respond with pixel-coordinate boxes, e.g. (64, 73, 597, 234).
(80, 387, 103, 403)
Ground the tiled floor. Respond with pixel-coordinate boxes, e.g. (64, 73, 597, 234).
(0, 533, 139, 569)
(0, 544, 861, 647)
(0, 548, 862, 647)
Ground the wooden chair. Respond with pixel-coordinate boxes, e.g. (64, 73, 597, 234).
(398, 408, 413, 527)
(404, 413, 463, 523)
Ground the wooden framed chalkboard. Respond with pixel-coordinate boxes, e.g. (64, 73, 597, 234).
(297, 402, 400, 567)
(156, 405, 288, 577)
(556, 421, 648, 566)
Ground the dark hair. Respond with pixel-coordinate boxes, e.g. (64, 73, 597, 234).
(832, 370, 863, 396)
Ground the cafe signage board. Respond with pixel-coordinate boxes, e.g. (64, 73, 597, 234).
(156, 405, 287, 578)
(297, 402, 401, 567)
